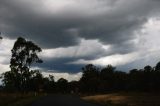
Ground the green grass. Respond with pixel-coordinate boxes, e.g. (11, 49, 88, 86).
(0, 92, 46, 106)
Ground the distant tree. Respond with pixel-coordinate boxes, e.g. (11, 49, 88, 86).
(100, 65, 116, 91)
(80, 64, 99, 82)
(143, 66, 153, 91)
(2, 71, 17, 91)
(144, 65, 153, 72)
(153, 62, 160, 90)
(128, 69, 143, 91)
(3, 37, 43, 91)
(113, 71, 128, 90)
(43, 75, 55, 92)
(29, 70, 44, 91)
(49, 75, 55, 82)
(155, 62, 160, 71)
(100, 65, 115, 79)
(80, 64, 100, 93)
(68, 81, 79, 94)
(56, 78, 68, 93)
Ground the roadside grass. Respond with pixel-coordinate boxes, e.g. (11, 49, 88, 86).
(0, 92, 46, 106)
(82, 92, 160, 106)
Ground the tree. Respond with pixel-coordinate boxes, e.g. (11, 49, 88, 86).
(3, 37, 43, 91)
(56, 78, 68, 93)
(43, 75, 55, 93)
(155, 62, 160, 71)
(100, 65, 115, 79)
(80, 64, 100, 93)
(80, 64, 99, 82)
(144, 65, 152, 72)
(100, 65, 116, 91)
(29, 70, 44, 91)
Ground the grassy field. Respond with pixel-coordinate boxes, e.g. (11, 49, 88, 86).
(82, 92, 160, 106)
(0, 92, 45, 106)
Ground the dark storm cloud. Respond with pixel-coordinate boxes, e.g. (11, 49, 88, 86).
(0, 0, 81, 48)
(0, 0, 160, 49)
(1, 0, 160, 73)
(37, 57, 84, 73)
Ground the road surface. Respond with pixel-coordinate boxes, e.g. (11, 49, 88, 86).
(31, 94, 100, 106)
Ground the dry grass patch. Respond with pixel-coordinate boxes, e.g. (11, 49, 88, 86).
(82, 92, 160, 106)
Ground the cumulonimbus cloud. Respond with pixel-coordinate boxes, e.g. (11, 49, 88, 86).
(1, 0, 160, 74)
(0, 0, 160, 49)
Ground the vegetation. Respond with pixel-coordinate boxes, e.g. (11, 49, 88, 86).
(2, 37, 43, 92)
(1, 37, 160, 105)
(0, 92, 45, 106)
(1, 37, 160, 94)
(82, 92, 160, 106)
(79, 64, 160, 94)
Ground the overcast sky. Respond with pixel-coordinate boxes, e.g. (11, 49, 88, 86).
(1, 0, 160, 81)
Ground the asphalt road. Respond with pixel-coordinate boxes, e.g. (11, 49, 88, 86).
(31, 94, 100, 106)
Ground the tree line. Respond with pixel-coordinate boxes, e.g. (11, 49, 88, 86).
(1, 37, 160, 94)
(79, 63, 160, 93)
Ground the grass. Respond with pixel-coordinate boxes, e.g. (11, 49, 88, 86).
(82, 92, 160, 106)
(0, 92, 46, 106)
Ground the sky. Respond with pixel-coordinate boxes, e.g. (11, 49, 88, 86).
(0, 0, 160, 81)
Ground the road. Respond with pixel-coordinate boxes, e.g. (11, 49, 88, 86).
(31, 94, 100, 106)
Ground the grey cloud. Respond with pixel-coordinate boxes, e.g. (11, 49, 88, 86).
(37, 57, 84, 73)
(1, 0, 160, 73)
(1, 0, 160, 49)
(0, 0, 81, 48)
